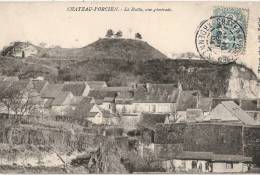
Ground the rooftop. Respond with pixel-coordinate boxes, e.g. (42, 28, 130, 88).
(62, 81, 86, 96)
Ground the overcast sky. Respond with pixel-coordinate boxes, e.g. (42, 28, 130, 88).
(0, 2, 259, 76)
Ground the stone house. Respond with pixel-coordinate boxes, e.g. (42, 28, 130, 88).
(115, 83, 180, 114)
(85, 105, 120, 125)
(154, 123, 256, 173)
(161, 152, 252, 173)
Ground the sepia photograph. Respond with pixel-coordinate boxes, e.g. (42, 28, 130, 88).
(0, 1, 259, 174)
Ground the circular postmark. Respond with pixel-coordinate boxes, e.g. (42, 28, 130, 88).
(195, 16, 246, 64)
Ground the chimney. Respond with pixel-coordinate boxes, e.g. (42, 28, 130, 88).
(146, 83, 151, 92)
(178, 82, 183, 91)
(111, 92, 118, 113)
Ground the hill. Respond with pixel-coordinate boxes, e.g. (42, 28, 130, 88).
(59, 58, 258, 98)
(39, 38, 167, 61)
(0, 38, 258, 98)
(1, 39, 168, 61)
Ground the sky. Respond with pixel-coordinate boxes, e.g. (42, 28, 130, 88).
(0, 2, 259, 77)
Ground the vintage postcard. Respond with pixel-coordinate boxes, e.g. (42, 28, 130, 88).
(0, 1, 259, 174)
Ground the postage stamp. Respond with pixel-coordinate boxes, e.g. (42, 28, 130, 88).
(195, 7, 249, 64)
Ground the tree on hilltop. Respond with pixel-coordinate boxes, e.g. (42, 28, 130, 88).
(115, 30, 123, 38)
(105, 29, 114, 38)
(135, 33, 142, 40)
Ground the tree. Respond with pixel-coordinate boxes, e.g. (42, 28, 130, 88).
(115, 30, 123, 38)
(71, 138, 127, 173)
(22, 51, 25, 58)
(135, 33, 142, 40)
(105, 29, 114, 38)
(0, 81, 40, 124)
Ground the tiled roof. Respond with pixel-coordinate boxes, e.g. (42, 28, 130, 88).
(180, 109, 204, 123)
(240, 99, 259, 111)
(103, 97, 114, 102)
(11, 80, 31, 89)
(88, 90, 117, 100)
(44, 99, 54, 108)
(62, 82, 86, 96)
(99, 108, 119, 118)
(100, 87, 133, 92)
(211, 98, 240, 109)
(52, 91, 72, 106)
(86, 81, 107, 89)
(138, 113, 168, 130)
(41, 84, 64, 98)
(133, 85, 179, 103)
(73, 97, 97, 118)
(176, 90, 199, 111)
(159, 150, 252, 162)
(32, 80, 48, 93)
(205, 101, 257, 125)
(198, 97, 212, 112)
(146, 83, 178, 93)
(221, 101, 257, 125)
(70, 96, 85, 106)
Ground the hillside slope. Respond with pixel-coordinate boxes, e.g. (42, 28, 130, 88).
(0, 39, 258, 98)
(59, 59, 258, 98)
(1, 39, 167, 61)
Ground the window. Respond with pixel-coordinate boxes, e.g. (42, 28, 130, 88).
(152, 105, 156, 112)
(192, 160, 198, 169)
(226, 163, 233, 169)
(122, 105, 126, 113)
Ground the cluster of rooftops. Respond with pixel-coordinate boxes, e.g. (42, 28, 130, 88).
(0, 75, 259, 125)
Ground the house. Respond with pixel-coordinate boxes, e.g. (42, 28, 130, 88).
(50, 91, 74, 116)
(32, 80, 49, 94)
(240, 99, 260, 124)
(83, 81, 108, 96)
(176, 109, 204, 123)
(137, 113, 168, 158)
(84, 104, 120, 125)
(204, 101, 258, 125)
(176, 90, 200, 111)
(41, 83, 64, 99)
(62, 81, 89, 96)
(86, 81, 107, 89)
(100, 87, 134, 113)
(161, 151, 252, 173)
(87, 89, 117, 105)
(175, 90, 200, 121)
(126, 83, 180, 114)
(154, 123, 255, 173)
(41, 83, 64, 115)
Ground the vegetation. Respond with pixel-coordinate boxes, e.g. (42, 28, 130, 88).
(105, 29, 114, 38)
(135, 33, 142, 39)
(58, 58, 257, 97)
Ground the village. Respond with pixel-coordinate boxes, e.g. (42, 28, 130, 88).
(0, 75, 259, 173)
